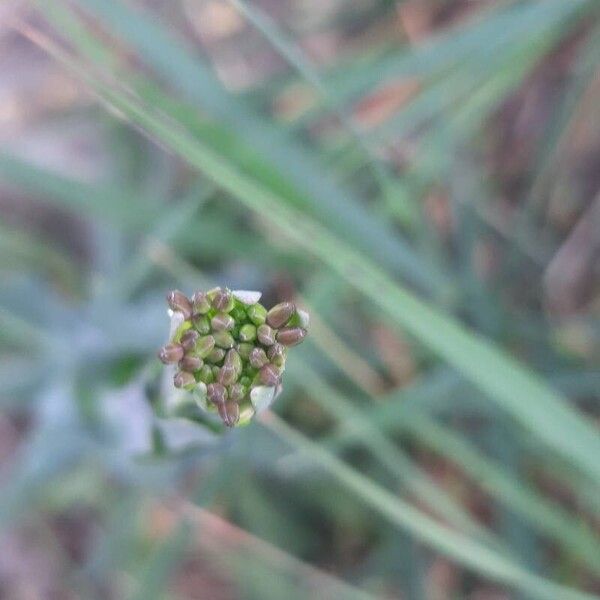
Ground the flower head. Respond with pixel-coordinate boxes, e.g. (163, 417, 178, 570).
(158, 287, 308, 427)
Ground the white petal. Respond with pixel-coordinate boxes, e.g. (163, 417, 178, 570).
(233, 290, 262, 304)
(250, 385, 276, 413)
(168, 309, 185, 338)
(296, 309, 310, 328)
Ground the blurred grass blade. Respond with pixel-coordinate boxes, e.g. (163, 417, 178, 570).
(57, 0, 449, 297)
(261, 413, 597, 600)
(24, 22, 600, 487)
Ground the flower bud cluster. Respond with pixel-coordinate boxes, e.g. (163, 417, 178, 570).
(158, 288, 308, 427)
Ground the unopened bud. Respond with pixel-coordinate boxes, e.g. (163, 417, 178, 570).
(236, 343, 254, 360)
(167, 290, 193, 320)
(191, 291, 211, 314)
(158, 343, 184, 364)
(239, 324, 257, 342)
(229, 383, 247, 403)
(206, 347, 226, 364)
(267, 301, 295, 328)
(214, 330, 235, 349)
(218, 401, 240, 427)
(207, 382, 227, 405)
(267, 343, 286, 367)
(224, 349, 243, 375)
(239, 376, 252, 388)
(277, 327, 306, 347)
(259, 363, 280, 387)
(174, 370, 196, 389)
(247, 303, 267, 326)
(231, 306, 247, 321)
(179, 355, 203, 372)
(257, 324, 275, 346)
(218, 364, 238, 386)
(196, 335, 216, 358)
(212, 289, 234, 313)
(198, 364, 214, 384)
(193, 314, 211, 335)
(211, 312, 235, 331)
(180, 329, 199, 352)
(249, 347, 268, 369)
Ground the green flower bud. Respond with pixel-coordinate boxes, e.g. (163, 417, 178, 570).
(211, 365, 221, 380)
(174, 370, 196, 389)
(267, 301, 295, 329)
(228, 383, 247, 403)
(218, 401, 240, 427)
(211, 312, 235, 331)
(167, 290, 193, 320)
(212, 289, 234, 313)
(207, 382, 227, 405)
(238, 324, 257, 342)
(249, 347, 268, 369)
(218, 364, 238, 386)
(277, 327, 306, 347)
(236, 343, 254, 360)
(179, 355, 203, 372)
(238, 399, 255, 425)
(239, 376, 252, 388)
(247, 303, 267, 326)
(198, 364, 215, 384)
(158, 343, 184, 364)
(257, 324, 275, 346)
(259, 363, 280, 387)
(196, 335, 216, 358)
(206, 347, 226, 364)
(193, 314, 211, 335)
(180, 329, 199, 352)
(231, 306, 247, 321)
(267, 343, 286, 367)
(214, 330, 235, 349)
(191, 291, 211, 315)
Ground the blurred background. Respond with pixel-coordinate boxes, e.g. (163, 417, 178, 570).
(0, 0, 599, 598)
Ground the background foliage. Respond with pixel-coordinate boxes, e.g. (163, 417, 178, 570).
(1, 0, 599, 598)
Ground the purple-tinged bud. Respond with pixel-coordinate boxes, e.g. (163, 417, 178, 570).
(193, 314, 211, 335)
(211, 312, 235, 331)
(167, 290, 193, 320)
(207, 382, 227, 405)
(180, 329, 199, 352)
(247, 303, 267, 326)
(249, 347, 268, 369)
(267, 343, 286, 367)
(266, 302, 295, 328)
(224, 349, 243, 374)
(259, 363, 280, 387)
(191, 291, 211, 314)
(236, 343, 254, 360)
(229, 383, 247, 403)
(179, 355, 203, 372)
(277, 327, 306, 347)
(238, 324, 257, 343)
(158, 343, 184, 364)
(218, 364, 238, 386)
(198, 364, 214, 384)
(206, 347, 226, 364)
(212, 289, 234, 313)
(196, 335, 215, 358)
(257, 324, 275, 346)
(214, 330, 235, 349)
(174, 370, 196, 389)
(218, 401, 240, 427)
